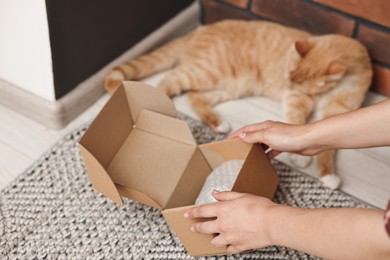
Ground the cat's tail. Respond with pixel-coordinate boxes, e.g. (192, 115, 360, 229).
(104, 34, 189, 94)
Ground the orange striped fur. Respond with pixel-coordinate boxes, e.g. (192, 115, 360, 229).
(104, 20, 372, 187)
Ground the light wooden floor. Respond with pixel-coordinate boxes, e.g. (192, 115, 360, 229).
(1, 72, 389, 209)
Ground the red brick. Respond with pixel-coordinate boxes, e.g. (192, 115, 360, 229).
(372, 65, 390, 97)
(223, 0, 249, 9)
(251, 0, 355, 36)
(316, 0, 390, 27)
(201, 0, 256, 24)
(357, 25, 390, 64)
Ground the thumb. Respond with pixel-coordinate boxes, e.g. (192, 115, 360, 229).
(212, 190, 245, 201)
(238, 131, 264, 144)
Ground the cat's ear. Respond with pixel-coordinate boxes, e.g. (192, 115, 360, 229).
(286, 40, 313, 78)
(294, 40, 314, 57)
(326, 61, 346, 81)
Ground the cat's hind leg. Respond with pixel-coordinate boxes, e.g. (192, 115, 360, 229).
(188, 90, 233, 133)
(314, 83, 367, 189)
(317, 150, 341, 190)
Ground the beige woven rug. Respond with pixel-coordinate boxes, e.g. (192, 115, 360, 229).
(0, 114, 369, 259)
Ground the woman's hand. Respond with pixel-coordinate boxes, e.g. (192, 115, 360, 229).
(229, 99, 390, 156)
(228, 120, 320, 158)
(185, 190, 390, 259)
(184, 190, 277, 254)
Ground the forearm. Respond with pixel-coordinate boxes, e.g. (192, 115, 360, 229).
(268, 205, 390, 259)
(302, 99, 390, 154)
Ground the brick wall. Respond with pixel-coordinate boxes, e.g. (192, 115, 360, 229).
(201, 0, 390, 97)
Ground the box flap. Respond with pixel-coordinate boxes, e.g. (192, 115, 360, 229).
(79, 144, 123, 205)
(115, 184, 161, 209)
(107, 127, 198, 209)
(79, 86, 133, 169)
(165, 148, 211, 209)
(163, 206, 227, 257)
(232, 144, 279, 199)
(199, 139, 278, 199)
(122, 81, 177, 122)
(198, 146, 224, 170)
(199, 138, 250, 168)
(136, 109, 196, 146)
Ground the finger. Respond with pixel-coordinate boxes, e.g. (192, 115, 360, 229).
(212, 190, 245, 201)
(267, 149, 281, 159)
(191, 220, 219, 234)
(227, 245, 244, 255)
(185, 204, 217, 219)
(238, 130, 265, 144)
(227, 122, 270, 139)
(227, 126, 251, 139)
(227, 129, 245, 139)
(227, 123, 264, 139)
(211, 234, 229, 248)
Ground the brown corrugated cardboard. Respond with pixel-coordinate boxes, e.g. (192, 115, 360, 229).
(78, 81, 279, 256)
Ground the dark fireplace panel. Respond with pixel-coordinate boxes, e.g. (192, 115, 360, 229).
(45, 0, 195, 99)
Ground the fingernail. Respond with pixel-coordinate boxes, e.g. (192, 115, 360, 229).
(239, 132, 246, 139)
(184, 212, 189, 219)
(212, 189, 220, 194)
(190, 225, 195, 232)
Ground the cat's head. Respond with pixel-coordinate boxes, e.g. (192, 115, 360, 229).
(284, 38, 346, 95)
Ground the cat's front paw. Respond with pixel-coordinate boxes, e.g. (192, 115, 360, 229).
(289, 154, 312, 168)
(211, 120, 231, 134)
(320, 174, 341, 190)
(159, 82, 182, 97)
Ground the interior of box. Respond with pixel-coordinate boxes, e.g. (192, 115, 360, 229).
(106, 125, 270, 210)
(200, 140, 279, 198)
(107, 109, 213, 209)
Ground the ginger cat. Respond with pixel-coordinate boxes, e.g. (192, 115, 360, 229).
(104, 20, 372, 189)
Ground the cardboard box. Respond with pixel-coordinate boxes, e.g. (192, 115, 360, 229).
(78, 81, 279, 257)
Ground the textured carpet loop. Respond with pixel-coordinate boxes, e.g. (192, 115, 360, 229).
(0, 114, 368, 259)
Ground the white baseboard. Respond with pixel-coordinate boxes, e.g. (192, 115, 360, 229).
(0, 1, 200, 129)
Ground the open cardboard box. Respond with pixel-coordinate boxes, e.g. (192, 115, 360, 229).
(78, 81, 279, 256)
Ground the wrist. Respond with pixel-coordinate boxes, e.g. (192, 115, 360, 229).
(298, 123, 324, 155)
(266, 204, 308, 248)
(265, 203, 289, 246)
